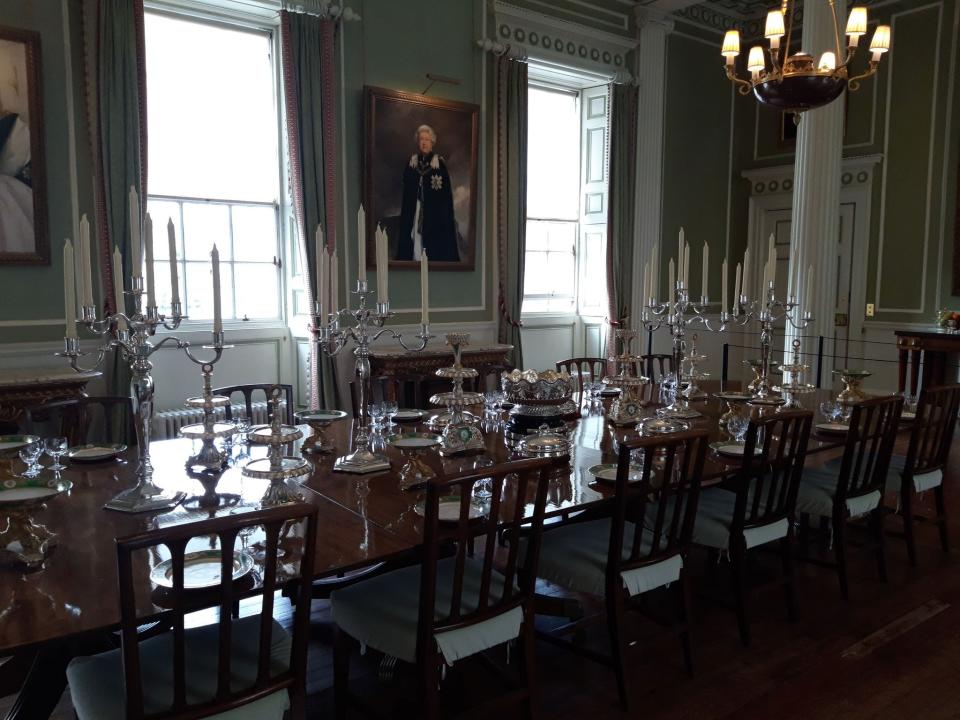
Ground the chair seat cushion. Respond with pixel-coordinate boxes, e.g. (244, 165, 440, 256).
(693, 488, 790, 550)
(67, 615, 291, 720)
(536, 518, 682, 598)
(827, 454, 944, 494)
(797, 468, 881, 518)
(330, 556, 522, 665)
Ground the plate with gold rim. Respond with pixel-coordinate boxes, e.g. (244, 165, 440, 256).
(150, 549, 255, 589)
(67, 443, 127, 462)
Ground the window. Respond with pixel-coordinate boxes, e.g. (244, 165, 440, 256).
(145, 11, 283, 322)
(523, 82, 609, 316)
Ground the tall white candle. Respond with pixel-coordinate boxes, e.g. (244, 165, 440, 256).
(129, 186, 141, 278)
(420, 250, 429, 325)
(702, 242, 709, 300)
(733, 262, 742, 315)
(769, 247, 777, 288)
(668, 258, 676, 306)
(315, 224, 324, 301)
(376, 225, 389, 303)
(112, 246, 127, 331)
(742, 246, 751, 299)
(79, 214, 93, 307)
(144, 214, 156, 308)
(167, 219, 180, 306)
(330, 249, 339, 317)
(651, 240, 659, 300)
(721, 257, 728, 311)
(683, 243, 690, 287)
(357, 205, 366, 284)
(318, 246, 328, 327)
(63, 240, 77, 338)
(211, 244, 222, 334)
(678, 227, 684, 284)
(642, 261, 650, 305)
(804, 264, 813, 314)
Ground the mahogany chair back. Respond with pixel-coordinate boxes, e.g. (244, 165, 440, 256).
(902, 384, 960, 477)
(556, 357, 607, 398)
(116, 503, 318, 720)
(833, 395, 904, 506)
(637, 354, 674, 384)
(25, 396, 133, 446)
(609, 430, 708, 585)
(213, 383, 294, 425)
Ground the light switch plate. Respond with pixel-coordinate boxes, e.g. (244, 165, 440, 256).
(866, 303, 875, 317)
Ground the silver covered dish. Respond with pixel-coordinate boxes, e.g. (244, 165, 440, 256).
(517, 424, 572, 458)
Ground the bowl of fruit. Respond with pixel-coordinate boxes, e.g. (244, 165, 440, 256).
(937, 309, 960, 332)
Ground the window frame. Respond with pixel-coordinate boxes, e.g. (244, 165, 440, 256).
(143, 2, 290, 330)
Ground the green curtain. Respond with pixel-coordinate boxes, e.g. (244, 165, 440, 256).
(495, 56, 528, 369)
(93, 0, 146, 398)
(280, 11, 338, 409)
(606, 83, 638, 354)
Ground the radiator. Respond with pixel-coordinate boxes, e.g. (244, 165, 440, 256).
(152, 400, 280, 440)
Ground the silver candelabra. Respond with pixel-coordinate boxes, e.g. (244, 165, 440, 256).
(59, 279, 229, 512)
(314, 281, 432, 473)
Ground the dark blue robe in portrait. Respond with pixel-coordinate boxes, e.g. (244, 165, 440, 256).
(397, 151, 460, 262)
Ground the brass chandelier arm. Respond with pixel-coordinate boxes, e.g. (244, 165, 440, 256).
(847, 61, 879, 91)
(724, 65, 755, 95)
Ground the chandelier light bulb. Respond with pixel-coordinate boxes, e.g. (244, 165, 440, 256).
(818, 51, 837, 71)
(747, 45, 766, 75)
(870, 24, 891, 61)
(765, 10, 786, 49)
(722, 29, 741, 58)
(845, 6, 868, 41)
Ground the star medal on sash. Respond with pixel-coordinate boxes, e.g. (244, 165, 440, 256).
(430, 174, 443, 191)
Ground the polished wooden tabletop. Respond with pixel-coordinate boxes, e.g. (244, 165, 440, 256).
(0, 383, 903, 654)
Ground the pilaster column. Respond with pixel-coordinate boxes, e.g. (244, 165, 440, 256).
(787, 0, 846, 375)
(631, 8, 674, 324)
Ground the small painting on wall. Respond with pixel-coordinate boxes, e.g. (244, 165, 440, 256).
(364, 86, 479, 270)
(0, 25, 48, 265)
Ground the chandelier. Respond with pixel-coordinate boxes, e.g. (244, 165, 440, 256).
(721, 1, 890, 114)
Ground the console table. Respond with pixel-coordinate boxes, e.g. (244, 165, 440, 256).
(895, 329, 960, 395)
(0, 368, 102, 432)
(370, 343, 514, 400)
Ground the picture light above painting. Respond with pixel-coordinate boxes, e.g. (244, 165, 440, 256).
(363, 86, 479, 272)
(0, 24, 48, 265)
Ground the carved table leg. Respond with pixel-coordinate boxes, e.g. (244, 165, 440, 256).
(898, 347, 908, 394)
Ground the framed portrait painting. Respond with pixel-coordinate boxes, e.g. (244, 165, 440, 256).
(364, 86, 479, 271)
(0, 25, 48, 265)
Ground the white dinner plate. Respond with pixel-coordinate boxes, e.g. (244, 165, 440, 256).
(67, 443, 127, 462)
(815, 422, 849, 434)
(709, 442, 762, 458)
(588, 463, 645, 483)
(901, 411, 917, 421)
(393, 409, 426, 422)
(150, 550, 254, 589)
(414, 496, 484, 522)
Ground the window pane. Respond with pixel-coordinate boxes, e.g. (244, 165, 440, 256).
(523, 252, 551, 296)
(527, 88, 579, 220)
(185, 261, 234, 320)
(146, 200, 181, 260)
(145, 13, 279, 202)
(547, 252, 575, 290)
(234, 263, 279, 319)
(183, 203, 231, 261)
(546, 222, 576, 252)
(525, 220, 549, 251)
(151, 262, 182, 316)
(232, 205, 278, 262)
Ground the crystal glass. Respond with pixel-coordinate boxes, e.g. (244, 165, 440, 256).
(383, 400, 399, 429)
(838, 403, 853, 424)
(727, 413, 749, 444)
(473, 455, 495, 501)
(819, 400, 841, 424)
(483, 391, 499, 416)
(901, 391, 917, 414)
(19, 442, 42, 478)
(368, 402, 386, 431)
(234, 409, 252, 437)
(44, 436, 68, 471)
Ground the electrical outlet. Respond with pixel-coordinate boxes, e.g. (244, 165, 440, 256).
(866, 303, 875, 317)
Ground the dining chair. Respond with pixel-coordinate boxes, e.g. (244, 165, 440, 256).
(24, 396, 133, 446)
(637, 353, 674, 385)
(66, 502, 318, 719)
(330, 457, 560, 720)
(886, 384, 960, 565)
(213, 383, 294, 425)
(349, 374, 428, 417)
(796, 394, 904, 600)
(693, 409, 813, 646)
(531, 429, 709, 711)
(556, 357, 607, 402)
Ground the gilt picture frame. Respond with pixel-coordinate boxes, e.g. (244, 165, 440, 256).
(363, 85, 478, 271)
(0, 25, 48, 265)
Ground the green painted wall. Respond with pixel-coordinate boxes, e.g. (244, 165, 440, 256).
(0, 0, 91, 340)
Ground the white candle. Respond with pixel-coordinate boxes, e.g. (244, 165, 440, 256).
(721, 257, 728, 311)
(769, 247, 777, 288)
(112, 246, 127, 331)
(144, 213, 156, 308)
(357, 205, 366, 284)
(683, 243, 690, 287)
(420, 250, 429, 324)
(330, 249, 339, 317)
(315, 224, 324, 300)
(678, 227, 684, 284)
(651, 240, 659, 300)
(211, 244, 222, 334)
(668, 258, 675, 306)
(804, 264, 813, 314)
(376, 225, 389, 303)
(79, 214, 93, 307)
(63, 240, 77, 338)
(318, 245, 328, 328)
(702, 242, 709, 300)
(129, 186, 141, 278)
(167, 218, 180, 306)
(733, 262, 742, 315)
(742, 246, 751, 299)
(642, 261, 650, 305)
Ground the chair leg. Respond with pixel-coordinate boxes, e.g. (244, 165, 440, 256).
(798, 513, 810, 560)
(332, 625, 351, 720)
(421, 653, 441, 720)
(833, 517, 850, 601)
(677, 569, 695, 676)
(729, 542, 751, 647)
(901, 486, 918, 566)
(605, 590, 632, 712)
(519, 620, 539, 720)
(781, 533, 799, 622)
(935, 485, 950, 554)
(873, 507, 888, 583)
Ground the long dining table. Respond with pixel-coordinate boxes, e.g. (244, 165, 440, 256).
(0, 382, 904, 719)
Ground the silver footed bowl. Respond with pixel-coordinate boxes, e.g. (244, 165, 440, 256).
(501, 369, 574, 403)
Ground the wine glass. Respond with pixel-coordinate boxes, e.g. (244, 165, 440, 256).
(727, 413, 749, 444)
(819, 400, 840, 424)
(838, 402, 853, 425)
(44, 436, 68, 472)
(383, 400, 399, 430)
(368, 402, 386, 431)
(473, 455, 495, 502)
(19, 442, 42, 478)
(234, 409, 251, 438)
(483, 391, 499, 417)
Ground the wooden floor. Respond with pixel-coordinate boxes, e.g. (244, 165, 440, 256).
(9, 438, 960, 719)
